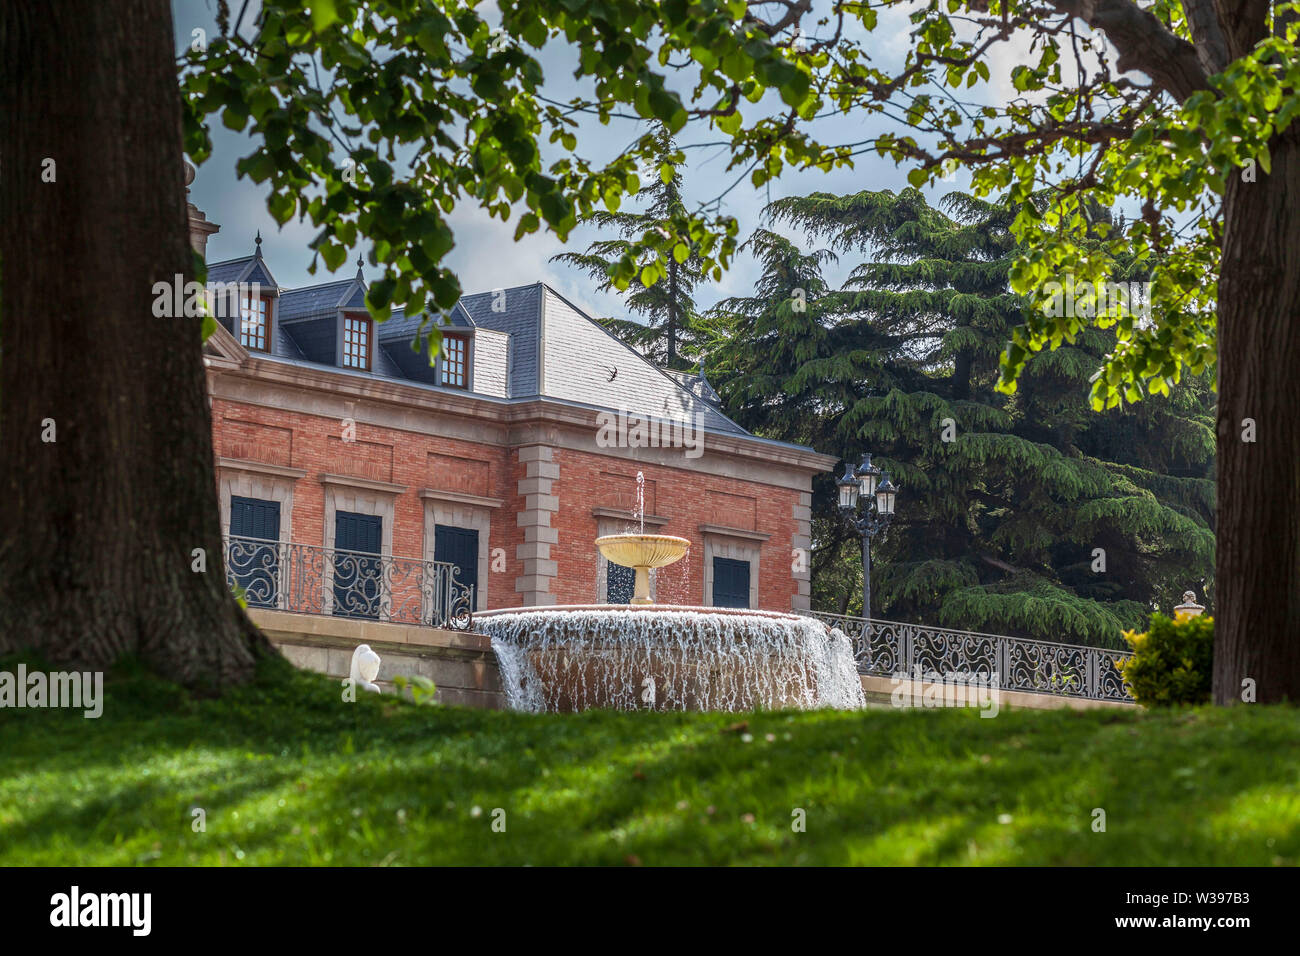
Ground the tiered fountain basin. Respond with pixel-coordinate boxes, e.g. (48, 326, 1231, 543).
(478, 604, 866, 713)
(594, 533, 692, 605)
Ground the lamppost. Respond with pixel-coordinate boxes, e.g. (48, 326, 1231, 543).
(837, 453, 899, 619)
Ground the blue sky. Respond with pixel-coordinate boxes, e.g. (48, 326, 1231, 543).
(175, 1, 1012, 323)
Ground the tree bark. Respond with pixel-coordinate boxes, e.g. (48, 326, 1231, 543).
(952, 342, 972, 401)
(0, 0, 272, 687)
(1213, 130, 1300, 703)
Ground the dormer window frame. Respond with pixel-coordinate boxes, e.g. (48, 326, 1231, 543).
(238, 290, 275, 353)
(341, 311, 374, 371)
(438, 331, 471, 390)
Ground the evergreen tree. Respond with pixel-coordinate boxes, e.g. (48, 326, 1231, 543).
(551, 127, 704, 369)
(706, 189, 1215, 647)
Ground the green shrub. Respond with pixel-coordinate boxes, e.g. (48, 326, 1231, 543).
(1119, 613, 1214, 707)
(391, 674, 438, 706)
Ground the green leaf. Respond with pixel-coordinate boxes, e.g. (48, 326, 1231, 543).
(268, 191, 295, 225)
(311, 0, 339, 32)
(320, 240, 347, 272)
(716, 110, 742, 135)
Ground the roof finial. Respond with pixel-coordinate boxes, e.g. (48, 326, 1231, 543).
(254, 230, 263, 257)
(356, 254, 365, 280)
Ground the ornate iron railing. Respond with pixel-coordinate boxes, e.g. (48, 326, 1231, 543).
(802, 610, 1134, 703)
(223, 535, 474, 631)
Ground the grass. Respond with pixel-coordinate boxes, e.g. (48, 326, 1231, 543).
(1, 655, 1298, 865)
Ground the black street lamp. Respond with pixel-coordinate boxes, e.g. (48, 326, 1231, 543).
(837, 453, 899, 619)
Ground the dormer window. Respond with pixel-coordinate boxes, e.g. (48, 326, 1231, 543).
(239, 293, 272, 352)
(441, 333, 468, 389)
(342, 313, 372, 370)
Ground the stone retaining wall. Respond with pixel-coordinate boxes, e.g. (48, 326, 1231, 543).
(249, 608, 505, 709)
(251, 608, 1128, 712)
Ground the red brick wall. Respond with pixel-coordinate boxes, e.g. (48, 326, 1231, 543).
(547, 446, 799, 610)
(213, 398, 512, 591)
(211, 398, 803, 611)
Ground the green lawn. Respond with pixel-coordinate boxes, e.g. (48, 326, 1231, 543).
(1, 656, 1297, 865)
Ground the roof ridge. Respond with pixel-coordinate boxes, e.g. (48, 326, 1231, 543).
(205, 254, 254, 268)
(280, 277, 355, 294)
(460, 281, 543, 300)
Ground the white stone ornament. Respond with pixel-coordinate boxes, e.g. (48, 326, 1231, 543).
(1173, 590, 1205, 621)
(350, 644, 382, 693)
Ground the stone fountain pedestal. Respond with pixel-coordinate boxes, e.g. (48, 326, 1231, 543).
(478, 605, 866, 713)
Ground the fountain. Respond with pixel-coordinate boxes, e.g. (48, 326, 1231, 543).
(477, 474, 866, 713)
(593, 533, 691, 604)
(481, 605, 865, 712)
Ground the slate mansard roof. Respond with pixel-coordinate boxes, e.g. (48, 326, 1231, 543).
(205, 244, 756, 441)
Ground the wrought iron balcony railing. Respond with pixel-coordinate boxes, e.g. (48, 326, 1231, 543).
(802, 610, 1134, 703)
(223, 535, 474, 631)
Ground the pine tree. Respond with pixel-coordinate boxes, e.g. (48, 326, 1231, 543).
(702, 229, 869, 608)
(706, 188, 1215, 647)
(551, 127, 704, 369)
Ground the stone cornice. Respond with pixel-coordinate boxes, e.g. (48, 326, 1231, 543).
(215, 457, 308, 480)
(698, 523, 772, 543)
(591, 507, 670, 527)
(204, 320, 249, 365)
(320, 472, 407, 496)
(209, 359, 837, 488)
(418, 488, 505, 509)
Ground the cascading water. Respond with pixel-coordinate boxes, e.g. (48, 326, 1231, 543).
(479, 605, 867, 712)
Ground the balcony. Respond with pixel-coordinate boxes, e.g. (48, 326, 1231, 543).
(223, 535, 475, 630)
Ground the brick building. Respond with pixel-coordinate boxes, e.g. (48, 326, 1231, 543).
(191, 193, 834, 628)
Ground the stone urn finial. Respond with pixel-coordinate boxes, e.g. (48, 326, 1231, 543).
(1173, 590, 1205, 621)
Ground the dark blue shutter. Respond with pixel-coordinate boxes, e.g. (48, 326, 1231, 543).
(434, 526, 479, 615)
(334, 511, 383, 619)
(230, 496, 281, 541)
(229, 496, 280, 607)
(607, 561, 635, 604)
(712, 557, 750, 609)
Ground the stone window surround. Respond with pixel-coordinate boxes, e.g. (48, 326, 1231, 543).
(319, 473, 406, 619)
(216, 458, 307, 613)
(700, 524, 770, 610)
(420, 488, 502, 611)
(593, 508, 670, 604)
(320, 473, 405, 555)
(216, 457, 306, 543)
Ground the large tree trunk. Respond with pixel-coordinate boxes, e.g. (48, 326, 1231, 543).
(0, 0, 272, 687)
(1213, 132, 1300, 704)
